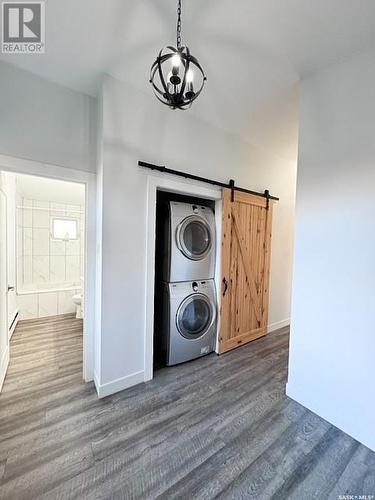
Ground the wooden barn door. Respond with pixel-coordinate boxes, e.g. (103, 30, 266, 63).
(219, 188, 273, 353)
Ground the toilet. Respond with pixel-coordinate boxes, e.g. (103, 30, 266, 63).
(72, 292, 84, 319)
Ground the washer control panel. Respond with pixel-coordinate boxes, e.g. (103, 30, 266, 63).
(191, 280, 209, 291)
(170, 280, 214, 296)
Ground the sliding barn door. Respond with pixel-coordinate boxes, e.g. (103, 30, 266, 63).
(219, 188, 273, 353)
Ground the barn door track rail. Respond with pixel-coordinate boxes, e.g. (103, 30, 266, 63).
(138, 161, 279, 204)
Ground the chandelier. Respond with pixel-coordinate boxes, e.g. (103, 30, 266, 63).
(149, 0, 206, 110)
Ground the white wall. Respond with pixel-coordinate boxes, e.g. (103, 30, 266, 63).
(0, 61, 96, 173)
(287, 49, 375, 452)
(0, 63, 97, 380)
(94, 93, 104, 389)
(96, 75, 297, 393)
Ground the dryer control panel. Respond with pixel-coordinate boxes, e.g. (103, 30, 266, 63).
(170, 201, 213, 219)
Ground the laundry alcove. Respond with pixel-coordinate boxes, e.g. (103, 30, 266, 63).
(153, 190, 218, 368)
(145, 169, 276, 380)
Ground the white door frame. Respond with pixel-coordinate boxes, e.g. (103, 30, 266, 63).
(0, 154, 96, 382)
(144, 174, 223, 382)
(0, 187, 9, 391)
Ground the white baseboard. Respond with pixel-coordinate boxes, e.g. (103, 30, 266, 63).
(0, 345, 10, 392)
(268, 318, 290, 333)
(94, 370, 145, 398)
(94, 371, 100, 395)
(93, 319, 291, 399)
(286, 382, 375, 452)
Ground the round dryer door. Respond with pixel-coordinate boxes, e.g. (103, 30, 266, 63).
(176, 293, 214, 340)
(176, 215, 212, 261)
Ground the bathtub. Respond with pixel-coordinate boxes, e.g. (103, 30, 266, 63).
(17, 283, 82, 320)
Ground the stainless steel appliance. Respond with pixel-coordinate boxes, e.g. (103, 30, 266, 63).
(162, 201, 216, 282)
(158, 280, 217, 365)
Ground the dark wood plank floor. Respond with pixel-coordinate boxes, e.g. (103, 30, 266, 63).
(0, 315, 374, 499)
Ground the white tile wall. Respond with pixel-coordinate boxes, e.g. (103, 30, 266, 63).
(66, 256, 80, 281)
(66, 204, 81, 217)
(16, 196, 85, 319)
(50, 202, 66, 217)
(32, 228, 50, 255)
(23, 255, 33, 285)
(66, 238, 80, 256)
(33, 256, 50, 283)
(50, 255, 65, 282)
(33, 208, 50, 228)
(23, 208, 33, 227)
(23, 227, 32, 256)
(50, 238, 65, 256)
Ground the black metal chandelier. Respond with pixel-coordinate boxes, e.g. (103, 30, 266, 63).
(150, 0, 206, 110)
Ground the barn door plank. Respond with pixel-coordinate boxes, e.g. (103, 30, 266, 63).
(261, 202, 273, 328)
(231, 205, 262, 324)
(219, 189, 232, 348)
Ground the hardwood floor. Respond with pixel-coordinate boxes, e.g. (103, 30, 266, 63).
(0, 315, 374, 499)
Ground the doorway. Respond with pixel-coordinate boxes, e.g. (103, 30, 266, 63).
(153, 190, 217, 369)
(144, 175, 223, 382)
(0, 154, 96, 390)
(0, 172, 86, 391)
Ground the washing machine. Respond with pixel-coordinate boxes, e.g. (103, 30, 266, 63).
(158, 280, 217, 366)
(162, 201, 216, 282)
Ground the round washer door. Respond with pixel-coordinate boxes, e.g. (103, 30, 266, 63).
(176, 215, 212, 261)
(176, 293, 215, 340)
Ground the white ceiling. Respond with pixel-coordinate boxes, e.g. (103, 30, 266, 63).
(16, 174, 85, 205)
(2, 0, 375, 156)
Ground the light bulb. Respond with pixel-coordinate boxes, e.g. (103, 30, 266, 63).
(171, 54, 181, 67)
(170, 53, 182, 85)
(186, 70, 194, 83)
(185, 69, 195, 100)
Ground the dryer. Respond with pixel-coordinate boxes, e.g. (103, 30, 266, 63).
(157, 280, 217, 366)
(162, 201, 216, 282)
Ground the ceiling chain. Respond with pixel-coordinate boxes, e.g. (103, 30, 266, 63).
(176, 0, 182, 49)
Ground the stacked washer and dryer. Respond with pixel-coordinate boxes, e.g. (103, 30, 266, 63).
(155, 200, 217, 366)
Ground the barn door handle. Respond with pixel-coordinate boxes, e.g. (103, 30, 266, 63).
(222, 277, 228, 297)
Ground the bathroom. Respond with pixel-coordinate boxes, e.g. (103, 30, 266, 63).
(0, 171, 85, 384)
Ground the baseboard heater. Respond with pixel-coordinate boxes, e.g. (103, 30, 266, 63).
(9, 311, 19, 338)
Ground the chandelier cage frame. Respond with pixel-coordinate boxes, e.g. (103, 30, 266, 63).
(149, 0, 206, 110)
